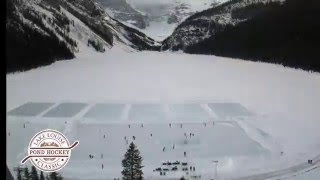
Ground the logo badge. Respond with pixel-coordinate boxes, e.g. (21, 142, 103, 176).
(21, 129, 79, 172)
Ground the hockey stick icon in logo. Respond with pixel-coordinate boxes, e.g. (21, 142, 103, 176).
(21, 129, 79, 172)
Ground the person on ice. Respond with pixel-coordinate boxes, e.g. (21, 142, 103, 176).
(102, 163, 104, 169)
(163, 147, 166, 152)
(133, 136, 136, 140)
(150, 133, 152, 137)
(184, 151, 186, 157)
(169, 123, 171, 128)
(173, 144, 175, 149)
(128, 124, 131, 128)
(103, 134, 106, 139)
(141, 124, 144, 128)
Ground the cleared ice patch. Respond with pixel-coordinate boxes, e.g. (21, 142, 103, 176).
(128, 104, 166, 122)
(83, 103, 125, 120)
(7, 102, 54, 116)
(169, 104, 211, 121)
(208, 103, 252, 119)
(43, 103, 87, 118)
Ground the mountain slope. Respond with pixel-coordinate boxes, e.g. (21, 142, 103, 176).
(161, 0, 278, 50)
(96, 0, 148, 29)
(185, 0, 320, 71)
(6, 0, 159, 73)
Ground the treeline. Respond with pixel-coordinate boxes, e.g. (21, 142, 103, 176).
(186, 0, 320, 72)
(6, 0, 74, 73)
(15, 165, 63, 180)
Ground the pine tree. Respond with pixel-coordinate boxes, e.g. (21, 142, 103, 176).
(49, 172, 63, 180)
(30, 166, 39, 180)
(16, 167, 22, 180)
(23, 167, 30, 180)
(121, 142, 144, 180)
(39, 171, 45, 180)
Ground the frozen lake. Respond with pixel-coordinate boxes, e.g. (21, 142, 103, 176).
(7, 102, 271, 179)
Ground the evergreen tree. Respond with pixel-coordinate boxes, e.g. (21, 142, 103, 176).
(39, 171, 45, 180)
(16, 167, 22, 180)
(49, 172, 63, 180)
(121, 142, 144, 180)
(30, 166, 39, 180)
(23, 167, 30, 180)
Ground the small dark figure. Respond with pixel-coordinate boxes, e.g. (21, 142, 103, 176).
(103, 135, 106, 139)
(150, 133, 152, 137)
(163, 147, 166, 152)
(193, 166, 195, 171)
(128, 124, 130, 128)
(190, 166, 192, 171)
(190, 133, 192, 137)
(133, 136, 136, 140)
(141, 124, 144, 128)
(102, 163, 104, 169)
(169, 123, 171, 128)
(23, 123, 26, 128)
(173, 144, 175, 149)
(65, 121, 67, 124)
(124, 136, 127, 140)
(184, 132, 186, 137)
(8, 132, 10, 136)
(184, 151, 186, 157)
(180, 124, 183, 128)
(204, 123, 206, 127)
(281, 151, 284, 156)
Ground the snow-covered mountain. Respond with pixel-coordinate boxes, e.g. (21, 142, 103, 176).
(97, 0, 229, 40)
(161, 0, 282, 50)
(95, 0, 148, 29)
(6, 0, 159, 73)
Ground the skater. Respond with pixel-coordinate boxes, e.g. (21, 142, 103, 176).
(184, 132, 186, 137)
(163, 147, 166, 152)
(103, 134, 106, 139)
(128, 124, 131, 128)
(190, 166, 192, 171)
(180, 124, 183, 128)
(124, 136, 127, 140)
(141, 123, 144, 128)
(169, 123, 171, 128)
(23, 123, 26, 128)
(173, 144, 175, 150)
(193, 166, 195, 171)
(204, 123, 206, 127)
(8, 132, 10, 136)
(184, 151, 186, 157)
(65, 121, 67, 124)
(190, 133, 192, 137)
(150, 133, 152, 137)
(133, 136, 136, 140)
(102, 163, 104, 169)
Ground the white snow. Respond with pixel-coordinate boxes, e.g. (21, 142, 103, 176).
(6, 48, 320, 179)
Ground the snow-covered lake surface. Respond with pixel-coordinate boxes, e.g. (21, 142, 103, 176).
(6, 49, 320, 179)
